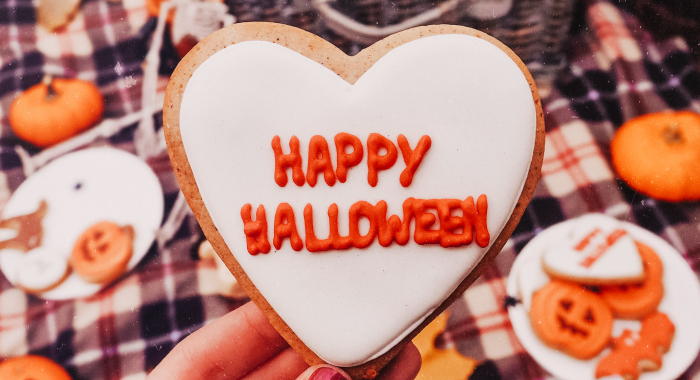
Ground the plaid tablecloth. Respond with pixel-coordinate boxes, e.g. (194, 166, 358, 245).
(0, 0, 699, 379)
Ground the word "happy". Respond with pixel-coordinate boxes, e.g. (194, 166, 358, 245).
(273, 133, 431, 187)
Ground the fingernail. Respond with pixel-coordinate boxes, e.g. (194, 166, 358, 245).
(308, 366, 347, 380)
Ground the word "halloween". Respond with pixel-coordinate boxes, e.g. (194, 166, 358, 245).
(241, 195, 489, 255)
(273, 133, 431, 187)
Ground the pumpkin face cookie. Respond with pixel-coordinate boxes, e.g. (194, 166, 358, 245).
(530, 280, 614, 359)
(611, 110, 700, 202)
(164, 22, 544, 378)
(71, 221, 135, 284)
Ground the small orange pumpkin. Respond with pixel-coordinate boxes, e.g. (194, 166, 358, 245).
(0, 355, 72, 380)
(146, 0, 175, 23)
(530, 280, 614, 359)
(9, 75, 104, 148)
(611, 111, 700, 202)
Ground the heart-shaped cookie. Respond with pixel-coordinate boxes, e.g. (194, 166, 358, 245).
(164, 22, 544, 378)
(542, 214, 645, 285)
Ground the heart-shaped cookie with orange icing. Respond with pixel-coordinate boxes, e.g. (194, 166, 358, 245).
(163, 22, 544, 379)
(541, 214, 645, 285)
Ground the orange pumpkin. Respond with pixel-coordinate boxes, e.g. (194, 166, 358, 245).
(0, 355, 72, 380)
(146, 0, 175, 23)
(530, 280, 614, 359)
(611, 111, 700, 202)
(9, 75, 104, 148)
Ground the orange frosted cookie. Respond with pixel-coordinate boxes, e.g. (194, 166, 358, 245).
(599, 241, 664, 319)
(595, 311, 675, 380)
(530, 280, 614, 360)
(71, 221, 134, 284)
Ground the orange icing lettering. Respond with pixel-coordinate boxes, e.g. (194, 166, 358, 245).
(304, 204, 334, 253)
(463, 195, 490, 248)
(244, 196, 489, 254)
(437, 199, 472, 248)
(579, 228, 627, 268)
(349, 201, 378, 248)
(335, 133, 363, 183)
(397, 135, 431, 187)
(367, 133, 398, 187)
(413, 199, 441, 245)
(273, 203, 303, 251)
(241, 204, 271, 255)
(574, 228, 602, 251)
(272, 135, 305, 187)
(375, 199, 413, 247)
(328, 204, 353, 250)
(307, 135, 336, 187)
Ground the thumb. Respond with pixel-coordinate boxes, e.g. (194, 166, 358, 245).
(295, 365, 352, 380)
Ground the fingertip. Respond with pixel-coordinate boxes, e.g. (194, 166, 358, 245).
(402, 342, 422, 377)
(295, 365, 351, 380)
(376, 342, 422, 380)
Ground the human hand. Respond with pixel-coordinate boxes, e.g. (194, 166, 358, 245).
(147, 301, 421, 380)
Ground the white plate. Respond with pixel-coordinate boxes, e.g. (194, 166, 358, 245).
(0, 147, 164, 299)
(507, 214, 700, 380)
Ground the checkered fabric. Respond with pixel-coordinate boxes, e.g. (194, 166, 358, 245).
(1, 0, 700, 380)
(0, 1, 242, 379)
(445, 1, 700, 379)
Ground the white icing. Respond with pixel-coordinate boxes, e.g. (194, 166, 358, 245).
(179, 35, 536, 366)
(0, 148, 164, 300)
(16, 247, 69, 292)
(542, 214, 644, 282)
(517, 259, 550, 310)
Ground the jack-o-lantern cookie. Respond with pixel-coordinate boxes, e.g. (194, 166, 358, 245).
(0, 355, 72, 380)
(599, 241, 664, 319)
(71, 221, 134, 284)
(529, 280, 614, 360)
(163, 22, 544, 378)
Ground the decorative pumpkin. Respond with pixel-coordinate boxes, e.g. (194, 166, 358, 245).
(9, 75, 104, 148)
(529, 280, 614, 359)
(0, 355, 72, 380)
(599, 241, 664, 319)
(146, 0, 176, 23)
(611, 110, 700, 202)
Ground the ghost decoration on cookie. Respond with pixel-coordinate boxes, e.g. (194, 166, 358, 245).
(542, 214, 644, 285)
